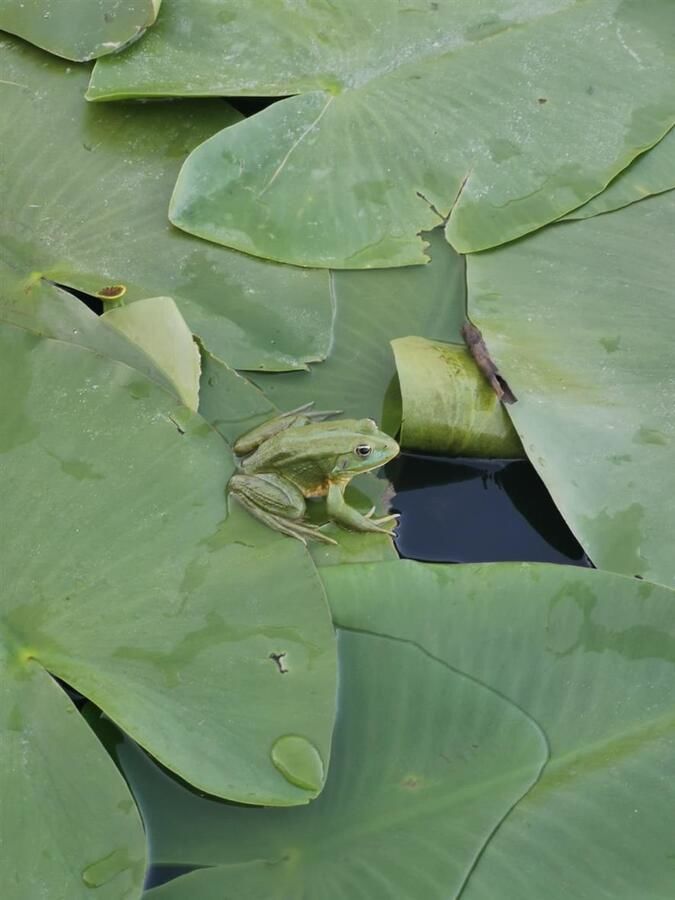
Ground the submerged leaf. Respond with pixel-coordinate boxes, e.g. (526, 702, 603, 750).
(91, 0, 675, 266)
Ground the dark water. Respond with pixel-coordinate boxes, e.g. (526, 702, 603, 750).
(389, 454, 591, 567)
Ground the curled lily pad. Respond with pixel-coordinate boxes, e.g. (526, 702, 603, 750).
(392, 335, 523, 458)
(0, 0, 160, 62)
(0, 324, 338, 820)
(102, 297, 201, 411)
(91, 0, 675, 266)
(469, 189, 675, 586)
(0, 36, 333, 371)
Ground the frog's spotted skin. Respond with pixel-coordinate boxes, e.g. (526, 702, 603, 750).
(228, 405, 400, 544)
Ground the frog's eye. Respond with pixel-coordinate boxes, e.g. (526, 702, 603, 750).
(354, 444, 372, 458)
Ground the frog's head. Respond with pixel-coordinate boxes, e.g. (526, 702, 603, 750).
(331, 418, 400, 477)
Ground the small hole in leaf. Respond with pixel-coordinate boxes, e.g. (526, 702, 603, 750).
(270, 652, 288, 674)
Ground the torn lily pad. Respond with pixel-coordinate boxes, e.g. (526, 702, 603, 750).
(91, 0, 675, 266)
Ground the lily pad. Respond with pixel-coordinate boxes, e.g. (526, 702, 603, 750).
(0, 323, 337, 818)
(114, 622, 548, 899)
(468, 190, 675, 586)
(567, 127, 675, 220)
(90, 0, 675, 266)
(392, 335, 523, 458)
(108, 560, 675, 899)
(102, 297, 201, 411)
(251, 228, 465, 424)
(198, 348, 278, 445)
(0, 259, 179, 397)
(328, 561, 675, 899)
(0, 0, 159, 61)
(0, 36, 333, 371)
(1, 654, 146, 899)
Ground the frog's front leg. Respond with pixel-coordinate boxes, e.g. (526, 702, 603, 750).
(228, 472, 337, 545)
(326, 482, 399, 535)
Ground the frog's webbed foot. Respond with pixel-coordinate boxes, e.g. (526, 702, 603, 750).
(234, 498, 338, 545)
(327, 484, 400, 536)
(228, 473, 337, 545)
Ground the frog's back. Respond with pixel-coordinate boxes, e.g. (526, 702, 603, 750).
(240, 420, 378, 496)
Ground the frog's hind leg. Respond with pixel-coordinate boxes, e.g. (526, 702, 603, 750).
(228, 473, 337, 545)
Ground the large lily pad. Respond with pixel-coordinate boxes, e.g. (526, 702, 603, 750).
(567, 127, 675, 220)
(0, 0, 159, 62)
(0, 36, 333, 371)
(0, 324, 337, 821)
(116, 625, 547, 898)
(468, 190, 675, 586)
(329, 561, 675, 899)
(107, 561, 675, 899)
(90, 0, 675, 267)
(1, 653, 146, 899)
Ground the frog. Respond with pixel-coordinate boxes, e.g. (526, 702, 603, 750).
(227, 403, 400, 545)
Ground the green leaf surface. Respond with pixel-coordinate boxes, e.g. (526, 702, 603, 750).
(0, 36, 333, 371)
(468, 191, 675, 586)
(251, 228, 465, 425)
(118, 626, 547, 899)
(392, 335, 523, 458)
(0, 0, 159, 61)
(0, 324, 337, 810)
(567, 127, 675, 220)
(102, 296, 201, 411)
(1, 654, 146, 899)
(115, 560, 675, 899)
(327, 560, 675, 899)
(91, 0, 675, 266)
(0, 259, 179, 397)
(198, 348, 278, 445)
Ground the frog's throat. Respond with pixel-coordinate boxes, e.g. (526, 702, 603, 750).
(301, 473, 352, 499)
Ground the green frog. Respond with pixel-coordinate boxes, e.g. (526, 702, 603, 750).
(228, 403, 400, 544)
